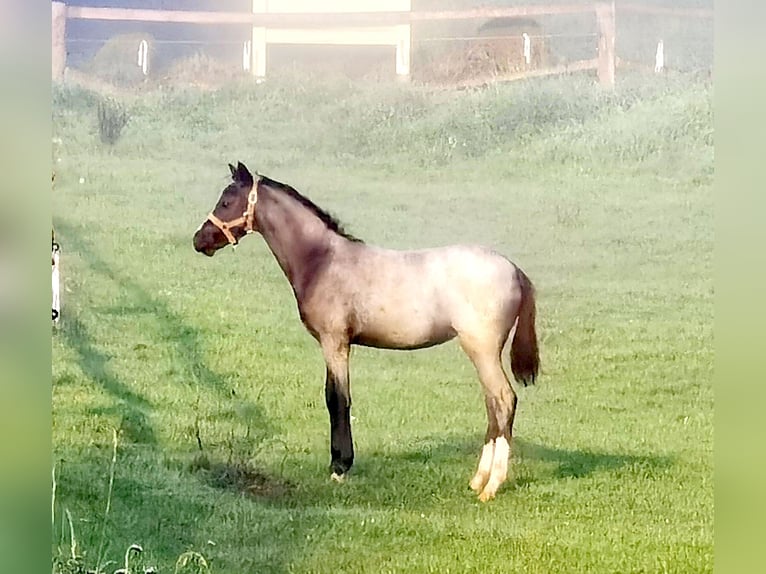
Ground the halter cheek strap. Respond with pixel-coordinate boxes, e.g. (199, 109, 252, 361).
(206, 187, 258, 246)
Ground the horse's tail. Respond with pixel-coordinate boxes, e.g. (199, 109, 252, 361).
(510, 267, 539, 387)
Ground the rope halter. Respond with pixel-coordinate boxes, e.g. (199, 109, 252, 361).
(205, 186, 258, 246)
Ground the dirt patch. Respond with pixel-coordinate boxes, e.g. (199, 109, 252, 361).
(190, 455, 293, 499)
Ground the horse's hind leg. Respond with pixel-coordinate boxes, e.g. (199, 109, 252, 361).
(469, 397, 498, 492)
(478, 367, 517, 502)
(320, 337, 354, 481)
(461, 335, 517, 502)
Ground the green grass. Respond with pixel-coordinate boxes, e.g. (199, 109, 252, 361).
(52, 71, 712, 573)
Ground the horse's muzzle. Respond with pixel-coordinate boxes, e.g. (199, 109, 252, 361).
(193, 229, 216, 257)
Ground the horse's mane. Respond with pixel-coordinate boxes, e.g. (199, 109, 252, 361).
(258, 176, 363, 243)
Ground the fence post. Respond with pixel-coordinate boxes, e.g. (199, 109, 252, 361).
(522, 32, 532, 67)
(137, 39, 149, 75)
(395, 23, 411, 80)
(52, 1, 67, 81)
(251, 0, 267, 79)
(243, 40, 252, 72)
(655, 39, 665, 73)
(596, 1, 616, 87)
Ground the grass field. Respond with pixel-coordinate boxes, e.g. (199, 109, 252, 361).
(52, 70, 713, 573)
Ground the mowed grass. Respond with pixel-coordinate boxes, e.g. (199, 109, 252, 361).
(52, 72, 712, 573)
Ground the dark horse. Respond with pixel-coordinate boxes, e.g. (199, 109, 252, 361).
(193, 162, 539, 501)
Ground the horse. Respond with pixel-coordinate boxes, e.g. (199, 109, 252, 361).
(193, 162, 539, 501)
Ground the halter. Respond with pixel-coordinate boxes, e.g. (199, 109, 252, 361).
(206, 186, 258, 246)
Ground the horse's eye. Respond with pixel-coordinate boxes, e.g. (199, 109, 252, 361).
(221, 201, 230, 209)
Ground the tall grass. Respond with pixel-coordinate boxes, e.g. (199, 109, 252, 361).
(97, 97, 131, 145)
(54, 69, 710, 171)
(52, 430, 210, 574)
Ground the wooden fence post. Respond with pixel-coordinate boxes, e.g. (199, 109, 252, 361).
(52, 1, 67, 81)
(596, 1, 616, 87)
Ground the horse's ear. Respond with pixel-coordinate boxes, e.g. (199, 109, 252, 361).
(236, 161, 254, 187)
(228, 163, 237, 179)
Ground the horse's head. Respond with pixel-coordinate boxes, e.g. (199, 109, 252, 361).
(193, 161, 258, 256)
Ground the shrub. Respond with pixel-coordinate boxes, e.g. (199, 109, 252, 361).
(87, 33, 154, 87)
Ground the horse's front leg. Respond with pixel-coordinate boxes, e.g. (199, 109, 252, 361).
(321, 337, 353, 481)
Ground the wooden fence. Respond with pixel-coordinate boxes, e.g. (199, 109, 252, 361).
(51, 1, 712, 87)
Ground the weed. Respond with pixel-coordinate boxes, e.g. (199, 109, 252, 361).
(97, 97, 130, 145)
(52, 431, 208, 574)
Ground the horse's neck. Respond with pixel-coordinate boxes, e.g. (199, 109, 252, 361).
(257, 189, 336, 297)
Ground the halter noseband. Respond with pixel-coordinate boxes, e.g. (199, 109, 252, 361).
(206, 186, 258, 246)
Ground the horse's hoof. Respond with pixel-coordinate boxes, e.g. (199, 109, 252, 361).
(478, 489, 496, 502)
(469, 474, 488, 493)
(330, 472, 346, 483)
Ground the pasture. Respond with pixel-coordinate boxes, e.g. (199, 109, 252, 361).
(52, 71, 713, 573)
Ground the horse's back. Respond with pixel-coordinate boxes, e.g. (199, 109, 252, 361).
(330, 243, 521, 349)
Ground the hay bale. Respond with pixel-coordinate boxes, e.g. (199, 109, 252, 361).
(415, 17, 549, 85)
(87, 33, 155, 87)
(475, 17, 548, 73)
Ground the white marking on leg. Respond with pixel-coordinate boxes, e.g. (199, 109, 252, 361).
(330, 472, 346, 483)
(479, 436, 510, 502)
(470, 440, 495, 492)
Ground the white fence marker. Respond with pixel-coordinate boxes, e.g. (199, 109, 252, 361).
(52, 242, 60, 324)
(137, 39, 149, 75)
(243, 40, 252, 72)
(523, 33, 531, 66)
(654, 39, 664, 73)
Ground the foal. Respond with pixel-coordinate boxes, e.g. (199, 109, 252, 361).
(193, 162, 539, 501)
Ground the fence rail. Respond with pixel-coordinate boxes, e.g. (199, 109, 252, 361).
(52, 1, 711, 87)
(620, 3, 713, 18)
(64, 4, 600, 26)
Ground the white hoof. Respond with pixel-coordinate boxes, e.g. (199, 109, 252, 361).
(479, 486, 497, 502)
(470, 472, 489, 493)
(330, 472, 346, 483)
